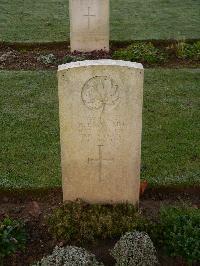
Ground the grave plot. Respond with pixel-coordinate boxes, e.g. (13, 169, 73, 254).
(1, 68, 200, 265)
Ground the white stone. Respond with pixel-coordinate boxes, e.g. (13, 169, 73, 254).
(58, 60, 144, 205)
(69, 0, 109, 52)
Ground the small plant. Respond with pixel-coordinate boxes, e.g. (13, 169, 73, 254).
(33, 245, 104, 266)
(110, 231, 158, 266)
(112, 42, 166, 63)
(37, 53, 56, 64)
(150, 206, 200, 264)
(0, 51, 14, 62)
(0, 217, 26, 260)
(62, 55, 86, 63)
(175, 41, 200, 60)
(48, 200, 148, 244)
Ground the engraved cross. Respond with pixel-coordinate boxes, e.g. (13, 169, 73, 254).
(84, 7, 96, 29)
(88, 145, 113, 182)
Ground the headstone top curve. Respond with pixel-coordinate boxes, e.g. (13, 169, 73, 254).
(58, 60, 143, 71)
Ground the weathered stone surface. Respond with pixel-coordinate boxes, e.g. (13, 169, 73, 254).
(69, 0, 109, 52)
(58, 60, 144, 204)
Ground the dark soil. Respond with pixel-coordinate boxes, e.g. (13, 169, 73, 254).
(1, 186, 199, 266)
(0, 41, 200, 70)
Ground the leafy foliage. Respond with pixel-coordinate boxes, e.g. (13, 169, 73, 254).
(33, 245, 104, 266)
(0, 217, 26, 259)
(37, 53, 57, 64)
(175, 41, 200, 60)
(48, 200, 148, 243)
(112, 42, 166, 63)
(62, 55, 86, 63)
(150, 206, 200, 264)
(111, 231, 158, 266)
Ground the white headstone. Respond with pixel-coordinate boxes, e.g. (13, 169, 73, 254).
(58, 60, 144, 205)
(69, 0, 109, 52)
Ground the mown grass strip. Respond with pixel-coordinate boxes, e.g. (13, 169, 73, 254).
(0, 0, 200, 43)
(0, 69, 199, 188)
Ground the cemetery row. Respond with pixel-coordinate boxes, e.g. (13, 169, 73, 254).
(1, 0, 200, 42)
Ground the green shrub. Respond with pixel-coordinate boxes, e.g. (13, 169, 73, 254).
(150, 206, 200, 264)
(33, 245, 104, 266)
(48, 200, 148, 244)
(37, 53, 56, 64)
(0, 217, 26, 259)
(175, 41, 200, 60)
(111, 231, 158, 266)
(112, 42, 166, 63)
(62, 55, 86, 63)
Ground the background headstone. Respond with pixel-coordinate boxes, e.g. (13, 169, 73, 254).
(58, 60, 144, 205)
(69, 0, 109, 52)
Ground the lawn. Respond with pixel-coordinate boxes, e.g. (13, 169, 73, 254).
(0, 0, 200, 43)
(0, 69, 199, 189)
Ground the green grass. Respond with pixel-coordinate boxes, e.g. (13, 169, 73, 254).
(142, 69, 200, 186)
(0, 71, 61, 188)
(0, 0, 200, 43)
(0, 69, 199, 188)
